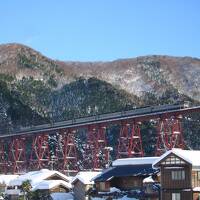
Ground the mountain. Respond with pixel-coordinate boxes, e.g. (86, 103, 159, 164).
(61, 56, 200, 102)
(0, 43, 199, 153)
(1, 43, 200, 102)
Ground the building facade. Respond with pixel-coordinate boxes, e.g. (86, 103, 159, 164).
(94, 157, 160, 200)
(153, 149, 200, 200)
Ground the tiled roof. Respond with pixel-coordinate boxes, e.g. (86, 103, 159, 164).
(93, 164, 159, 182)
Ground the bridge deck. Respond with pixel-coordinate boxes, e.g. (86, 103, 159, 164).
(1, 104, 200, 138)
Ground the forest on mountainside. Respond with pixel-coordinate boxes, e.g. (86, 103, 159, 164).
(0, 43, 199, 156)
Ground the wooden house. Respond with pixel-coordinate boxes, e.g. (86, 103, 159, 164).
(71, 171, 101, 200)
(93, 157, 159, 193)
(153, 148, 200, 200)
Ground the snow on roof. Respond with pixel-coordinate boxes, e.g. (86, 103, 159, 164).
(143, 176, 155, 183)
(71, 171, 101, 185)
(94, 164, 159, 182)
(121, 197, 138, 200)
(9, 169, 71, 186)
(153, 148, 200, 167)
(51, 192, 73, 200)
(0, 175, 19, 185)
(112, 157, 159, 167)
(32, 180, 72, 191)
(193, 187, 200, 192)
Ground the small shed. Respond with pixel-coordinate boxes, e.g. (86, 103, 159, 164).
(71, 171, 101, 200)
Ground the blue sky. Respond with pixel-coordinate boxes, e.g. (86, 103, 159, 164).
(0, 0, 200, 61)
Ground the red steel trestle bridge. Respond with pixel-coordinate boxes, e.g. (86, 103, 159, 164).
(0, 103, 199, 175)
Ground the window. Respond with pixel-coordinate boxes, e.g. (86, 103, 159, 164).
(162, 155, 186, 165)
(172, 193, 181, 200)
(171, 170, 185, 180)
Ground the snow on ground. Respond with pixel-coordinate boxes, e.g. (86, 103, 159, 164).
(50, 192, 73, 200)
(120, 197, 138, 200)
(91, 196, 138, 200)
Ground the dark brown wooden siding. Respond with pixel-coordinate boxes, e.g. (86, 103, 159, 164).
(50, 185, 69, 193)
(110, 176, 143, 190)
(182, 191, 192, 200)
(96, 182, 110, 192)
(161, 191, 170, 200)
(161, 164, 191, 189)
(162, 190, 192, 200)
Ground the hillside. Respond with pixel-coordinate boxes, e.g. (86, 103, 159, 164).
(61, 56, 200, 102)
(1, 43, 200, 102)
(0, 43, 199, 154)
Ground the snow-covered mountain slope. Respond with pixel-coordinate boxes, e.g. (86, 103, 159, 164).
(62, 56, 200, 101)
(0, 43, 200, 102)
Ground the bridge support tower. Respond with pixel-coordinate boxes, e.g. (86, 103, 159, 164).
(30, 134, 50, 170)
(8, 137, 26, 174)
(0, 139, 7, 174)
(83, 124, 109, 170)
(155, 116, 184, 156)
(117, 121, 144, 158)
(59, 130, 79, 175)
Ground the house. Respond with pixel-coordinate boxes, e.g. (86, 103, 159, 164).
(0, 175, 19, 193)
(153, 148, 200, 200)
(71, 171, 101, 200)
(6, 169, 72, 200)
(93, 157, 159, 193)
(32, 179, 72, 192)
